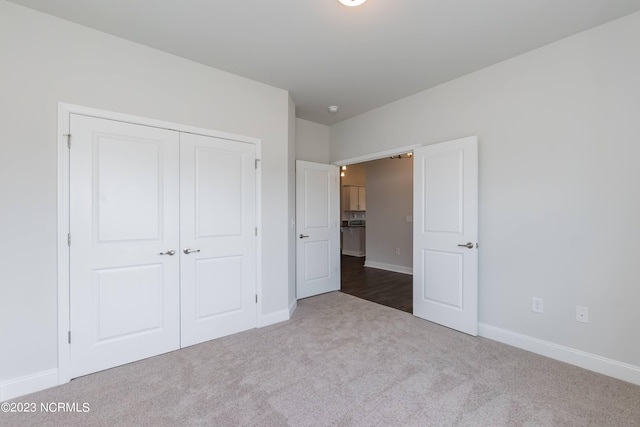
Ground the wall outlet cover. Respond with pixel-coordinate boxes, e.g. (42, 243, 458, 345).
(532, 297, 544, 313)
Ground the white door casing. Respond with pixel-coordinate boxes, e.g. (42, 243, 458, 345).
(296, 161, 340, 299)
(69, 114, 181, 378)
(413, 136, 479, 336)
(179, 133, 257, 347)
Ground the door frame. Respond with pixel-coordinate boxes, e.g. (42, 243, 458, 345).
(57, 103, 262, 385)
(332, 143, 422, 288)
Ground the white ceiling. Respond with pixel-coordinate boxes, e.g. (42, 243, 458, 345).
(9, 0, 640, 125)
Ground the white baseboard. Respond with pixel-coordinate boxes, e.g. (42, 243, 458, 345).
(0, 369, 59, 402)
(258, 308, 290, 328)
(342, 250, 365, 257)
(289, 298, 297, 318)
(364, 260, 413, 275)
(479, 323, 640, 386)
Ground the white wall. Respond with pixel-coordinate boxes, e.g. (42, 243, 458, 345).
(295, 118, 330, 163)
(331, 11, 640, 370)
(0, 0, 292, 396)
(365, 158, 413, 271)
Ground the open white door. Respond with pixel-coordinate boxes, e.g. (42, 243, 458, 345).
(296, 160, 340, 299)
(413, 136, 478, 336)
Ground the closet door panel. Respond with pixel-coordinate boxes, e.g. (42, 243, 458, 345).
(69, 114, 180, 378)
(180, 133, 257, 347)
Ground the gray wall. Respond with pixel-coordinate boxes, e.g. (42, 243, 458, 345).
(295, 118, 330, 163)
(288, 97, 297, 311)
(365, 158, 413, 271)
(0, 1, 292, 393)
(331, 12, 640, 368)
(340, 163, 366, 187)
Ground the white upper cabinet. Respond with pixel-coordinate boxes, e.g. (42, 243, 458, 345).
(345, 185, 366, 211)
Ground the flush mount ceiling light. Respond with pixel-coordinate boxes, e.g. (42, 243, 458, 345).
(339, 0, 367, 6)
(328, 105, 339, 114)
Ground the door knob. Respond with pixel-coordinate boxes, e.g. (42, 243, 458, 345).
(159, 249, 176, 256)
(183, 248, 201, 254)
(457, 242, 474, 249)
(299, 234, 309, 239)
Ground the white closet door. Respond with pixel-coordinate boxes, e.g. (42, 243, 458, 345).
(69, 114, 180, 378)
(179, 133, 257, 347)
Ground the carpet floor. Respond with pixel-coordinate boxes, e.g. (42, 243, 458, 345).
(2, 292, 640, 426)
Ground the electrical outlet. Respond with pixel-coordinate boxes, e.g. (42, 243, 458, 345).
(395, 248, 400, 256)
(576, 306, 589, 323)
(532, 297, 544, 313)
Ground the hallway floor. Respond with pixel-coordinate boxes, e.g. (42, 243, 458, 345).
(340, 255, 412, 313)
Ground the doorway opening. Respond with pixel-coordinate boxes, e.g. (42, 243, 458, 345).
(338, 153, 414, 313)
(298, 136, 478, 335)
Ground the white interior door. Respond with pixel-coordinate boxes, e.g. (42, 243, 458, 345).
(296, 161, 340, 299)
(413, 136, 479, 336)
(180, 133, 257, 347)
(69, 114, 180, 378)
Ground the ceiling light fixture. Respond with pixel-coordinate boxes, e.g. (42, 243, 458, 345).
(328, 105, 339, 114)
(339, 0, 367, 6)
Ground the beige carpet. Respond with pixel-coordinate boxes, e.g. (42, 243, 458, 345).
(3, 292, 640, 426)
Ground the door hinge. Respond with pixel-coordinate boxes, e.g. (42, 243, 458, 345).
(255, 294, 258, 303)
(255, 159, 260, 169)
(255, 227, 258, 236)
(63, 133, 71, 148)
(68, 331, 71, 344)
(67, 233, 71, 246)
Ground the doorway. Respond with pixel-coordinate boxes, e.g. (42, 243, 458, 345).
(339, 154, 414, 312)
(296, 136, 479, 336)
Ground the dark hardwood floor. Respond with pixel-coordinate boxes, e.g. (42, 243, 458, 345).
(340, 255, 413, 313)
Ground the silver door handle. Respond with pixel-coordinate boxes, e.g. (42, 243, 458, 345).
(183, 248, 201, 254)
(299, 234, 309, 239)
(457, 242, 474, 249)
(159, 249, 176, 256)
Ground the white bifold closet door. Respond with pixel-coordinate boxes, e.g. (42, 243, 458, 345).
(69, 114, 256, 378)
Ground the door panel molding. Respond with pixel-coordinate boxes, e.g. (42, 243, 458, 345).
(57, 103, 262, 385)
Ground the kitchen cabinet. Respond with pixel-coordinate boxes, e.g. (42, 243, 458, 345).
(341, 226, 365, 257)
(345, 185, 366, 211)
